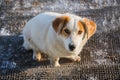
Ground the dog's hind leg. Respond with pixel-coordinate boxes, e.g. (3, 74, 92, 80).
(23, 39, 32, 50)
(23, 29, 33, 50)
(23, 33, 42, 61)
(33, 50, 41, 61)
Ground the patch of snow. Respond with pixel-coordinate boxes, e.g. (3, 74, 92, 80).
(0, 28, 10, 36)
(119, 17, 120, 21)
(12, 0, 118, 17)
(18, 0, 91, 15)
(95, 59, 108, 65)
(22, 11, 33, 16)
(90, 50, 111, 64)
(0, 61, 16, 69)
(94, 49, 108, 57)
(0, 45, 3, 49)
(0, 0, 3, 5)
(116, 49, 120, 55)
(12, 1, 21, 10)
(44, 0, 82, 12)
(24, 2, 32, 8)
(19, 34, 23, 37)
(8, 44, 12, 47)
(94, 50, 105, 57)
(88, 76, 98, 80)
(0, 15, 5, 20)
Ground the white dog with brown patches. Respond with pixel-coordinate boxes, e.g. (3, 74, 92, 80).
(23, 12, 96, 67)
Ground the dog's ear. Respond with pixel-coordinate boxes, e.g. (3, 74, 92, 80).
(83, 18, 96, 39)
(52, 16, 70, 33)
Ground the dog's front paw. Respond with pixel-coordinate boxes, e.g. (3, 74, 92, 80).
(75, 56, 81, 62)
(70, 56, 81, 62)
(50, 57, 60, 67)
(54, 62, 60, 67)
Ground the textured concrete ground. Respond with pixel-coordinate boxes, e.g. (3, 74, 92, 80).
(0, 0, 120, 80)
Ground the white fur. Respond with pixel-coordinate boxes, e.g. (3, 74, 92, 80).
(23, 12, 87, 67)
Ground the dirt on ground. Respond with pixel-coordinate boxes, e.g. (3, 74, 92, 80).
(0, 0, 120, 80)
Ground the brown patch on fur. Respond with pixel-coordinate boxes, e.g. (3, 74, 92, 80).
(52, 15, 70, 33)
(83, 18, 96, 39)
(78, 21, 85, 33)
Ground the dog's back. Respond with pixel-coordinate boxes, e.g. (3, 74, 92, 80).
(23, 12, 61, 51)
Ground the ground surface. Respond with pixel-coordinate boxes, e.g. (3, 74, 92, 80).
(0, 0, 120, 80)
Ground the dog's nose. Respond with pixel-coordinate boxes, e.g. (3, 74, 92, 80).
(69, 43, 76, 51)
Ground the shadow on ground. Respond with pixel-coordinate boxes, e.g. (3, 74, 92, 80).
(0, 27, 120, 79)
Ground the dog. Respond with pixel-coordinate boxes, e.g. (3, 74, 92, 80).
(22, 12, 96, 67)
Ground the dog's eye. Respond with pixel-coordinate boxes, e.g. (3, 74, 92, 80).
(64, 29, 70, 35)
(78, 30, 82, 35)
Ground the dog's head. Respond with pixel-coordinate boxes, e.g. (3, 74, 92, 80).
(52, 15, 96, 53)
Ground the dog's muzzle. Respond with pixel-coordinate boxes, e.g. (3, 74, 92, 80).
(69, 43, 76, 51)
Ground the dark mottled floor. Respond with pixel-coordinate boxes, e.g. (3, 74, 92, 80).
(0, 0, 120, 80)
